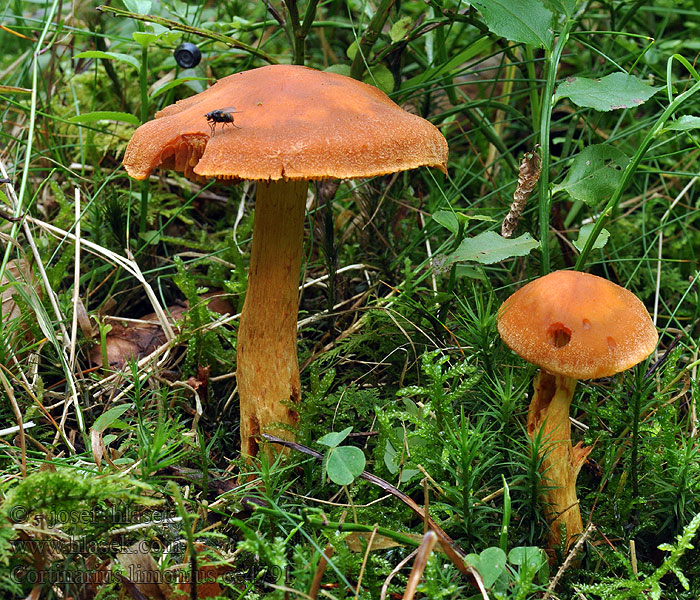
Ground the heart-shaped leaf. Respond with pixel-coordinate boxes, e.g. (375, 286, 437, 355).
(325, 445, 366, 486)
(318, 426, 352, 448)
(465, 547, 507, 588)
(573, 223, 610, 252)
(508, 546, 546, 568)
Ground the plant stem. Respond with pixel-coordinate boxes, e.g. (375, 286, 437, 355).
(349, 0, 395, 80)
(574, 77, 700, 269)
(523, 45, 540, 124)
(297, 0, 321, 65)
(538, 19, 574, 276)
(254, 505, 420, 547)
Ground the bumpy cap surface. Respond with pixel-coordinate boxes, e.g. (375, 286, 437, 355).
(123, 64, 448, 182)
(497, 270, 658, 379)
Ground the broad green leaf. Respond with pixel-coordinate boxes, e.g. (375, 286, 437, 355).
(451, 232, 540, 265)
(390, 16, 413, 42)
(573, 223, 610, 252)
(546, 0, 576, 15)
(432, 210, 460, 234)
(346, 40, 358, 60)
(553, 144, 630, 206)
(433, 211, 497, 234)
(364, 64, 394, 94)
(466, 547, 507, 588)
(92, 404, 131, 433)
(455, 265, 488, 281)
(556, 72, 660, 111)
(69, 111, 140, 126)
(139, 230, 161, 245)
(664, 115, 700, 132)
(318, 426, 352, 448)
(470, 0, 553, 49)
(508, 546, 546, 568)
(123, 0, 152, 13)
(133, 31, 158, 47)
(151, 76, 209, 99)
(74, 50, 140, 70)
(383, 439, 399, 475)
(383, 439, 419, 481)
(325, 445, 366, 485)
(325, 64, 351, 77)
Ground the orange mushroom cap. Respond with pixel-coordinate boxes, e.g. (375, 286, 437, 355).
(123, 64, 448, 182)
(497, 270, 658, 379)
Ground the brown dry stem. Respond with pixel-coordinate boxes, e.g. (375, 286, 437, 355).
(501, 146, 541, 238)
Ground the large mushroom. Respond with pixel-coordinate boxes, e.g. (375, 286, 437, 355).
(123, 64, 448, 457)
(497, 270, 657, 551)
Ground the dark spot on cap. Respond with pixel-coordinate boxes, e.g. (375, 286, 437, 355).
(547, 323, 572, 348)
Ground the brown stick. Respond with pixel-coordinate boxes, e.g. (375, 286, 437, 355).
(308, 543, 334, 599)
(402, 531, 437, 600)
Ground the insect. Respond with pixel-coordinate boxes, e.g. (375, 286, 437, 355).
(205, 107, 241, 135)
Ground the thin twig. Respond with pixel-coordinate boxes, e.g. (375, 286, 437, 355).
(308, 543, 334, 599)
(545, 523, 596, 598)
(0, 369, 26, 477)
(381, 548, 417, 600)
(356, 524, 378, 597)
(402, 531, 437, 600)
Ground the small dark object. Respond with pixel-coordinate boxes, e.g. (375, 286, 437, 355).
(205, 107, 240, 135)
(0, 178, 9, 184)
(174, 42, 201, 69)
(0, 209, 21, 222)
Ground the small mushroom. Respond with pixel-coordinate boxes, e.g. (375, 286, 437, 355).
(123, 64, 448, 457)
(497, 270, 658, 551)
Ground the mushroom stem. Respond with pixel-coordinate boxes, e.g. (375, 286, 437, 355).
(528, 369, 591, 550)
(237, 179, 308, 457)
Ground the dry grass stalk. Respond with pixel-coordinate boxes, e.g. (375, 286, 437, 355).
(501, 146, 542, 238)
(402, 530, 437, 600)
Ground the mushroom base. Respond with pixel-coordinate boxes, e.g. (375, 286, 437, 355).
(528, 370, 592, 552)
(237, 179, 308, 458)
